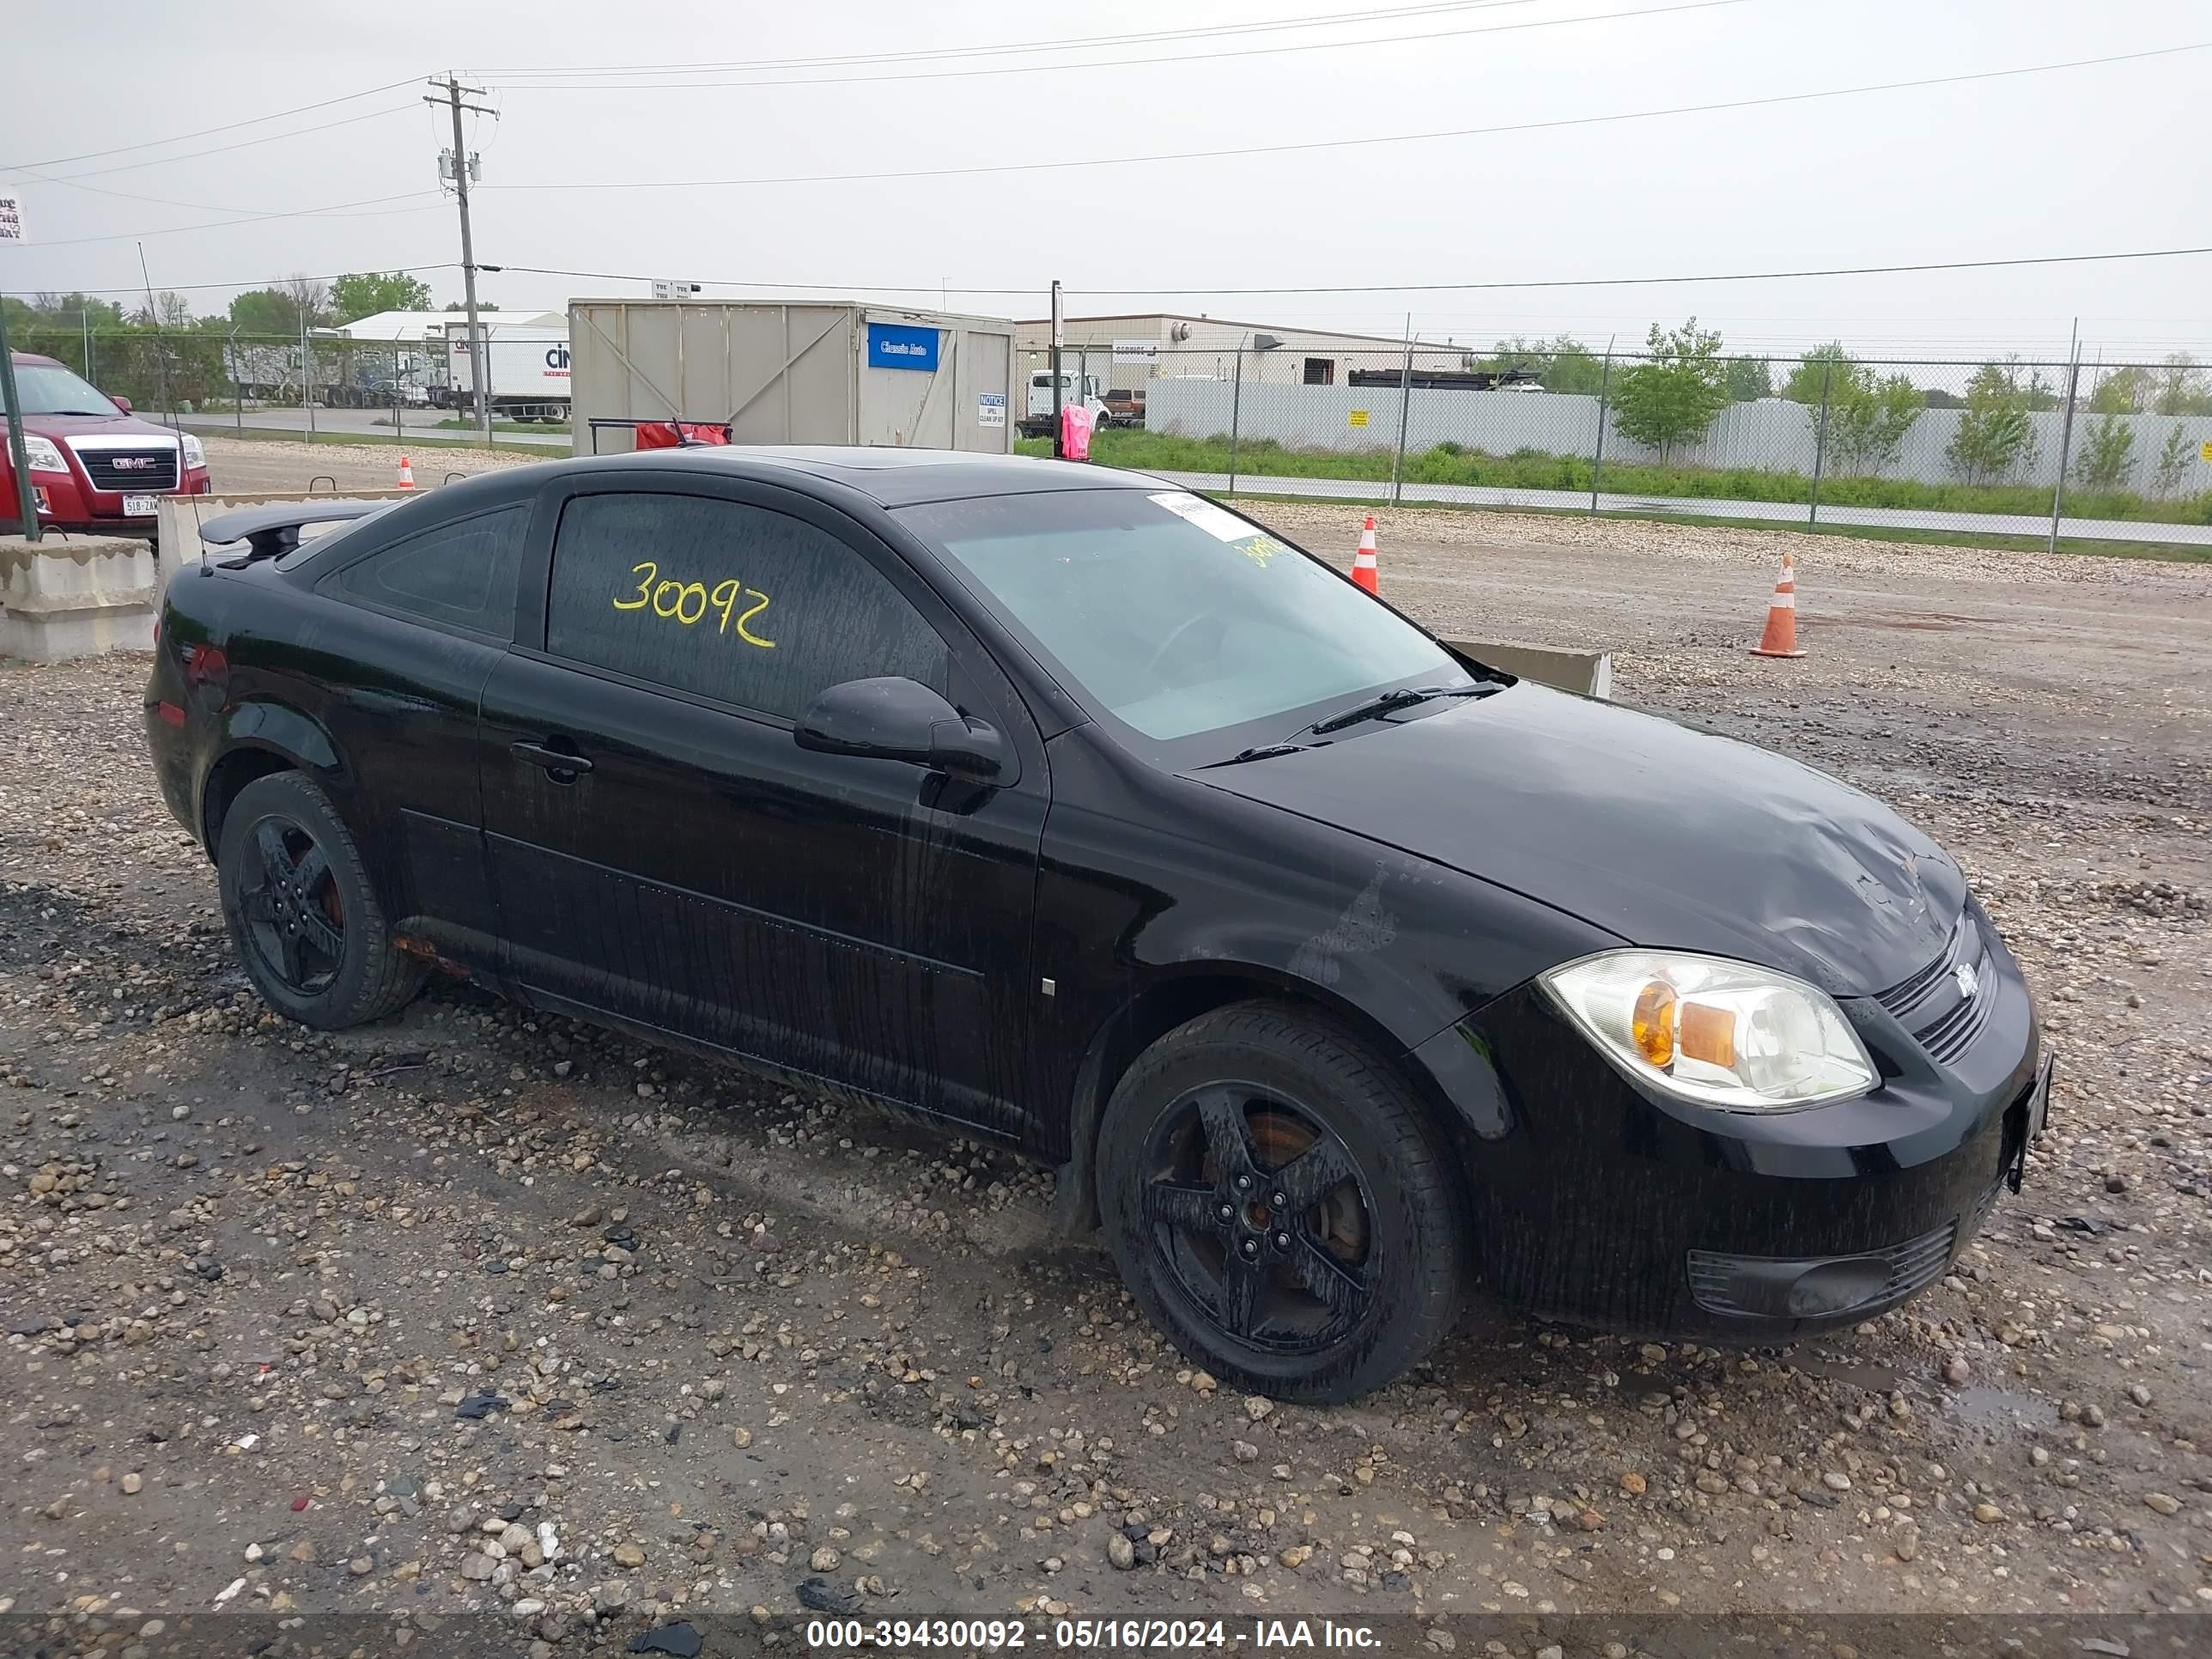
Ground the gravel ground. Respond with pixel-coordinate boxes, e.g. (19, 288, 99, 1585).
(4, 475, 2211, 1652)
(195, 433, 540, 495)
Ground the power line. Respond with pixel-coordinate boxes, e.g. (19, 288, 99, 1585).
(32, 105, 424, 184)
(29, 195, 451, 250)
(2, 264, 458, 299)
(493, 0, 1746, 93)
(478, 0, 1541, 78)
(479, 41, 2212, 192)
(0, 77, 424, 172)
(1062, 246, 2212, 296)
(498, 244, 2212, 302)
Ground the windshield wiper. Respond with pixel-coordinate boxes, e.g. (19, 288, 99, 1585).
(49, 408, 112, 416)
(1203, 742, 1310, 769)
(1305, 684, 1489, 737)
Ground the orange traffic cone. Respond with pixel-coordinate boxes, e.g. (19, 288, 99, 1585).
(1749, 553, 1805, 658)
(1352, 514, 1380, 595)
(396, 454, 416, 490)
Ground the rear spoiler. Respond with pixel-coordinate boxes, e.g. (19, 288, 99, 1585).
(198, 499, 398, 564)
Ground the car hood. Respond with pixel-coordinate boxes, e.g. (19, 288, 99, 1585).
(2, 411, 179, 442)
(1188, 682, 1962, 997)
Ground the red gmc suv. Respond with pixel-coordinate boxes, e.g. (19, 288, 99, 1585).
(2, 351, 212, 541)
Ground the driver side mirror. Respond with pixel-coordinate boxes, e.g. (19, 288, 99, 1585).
(111, 395, 132, 413)
(795, 677, 1005, 780)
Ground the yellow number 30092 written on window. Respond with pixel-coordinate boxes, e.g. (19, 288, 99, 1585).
(611, 562, 775, 648)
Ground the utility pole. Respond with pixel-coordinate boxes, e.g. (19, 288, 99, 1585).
(428, 74, 495, 449)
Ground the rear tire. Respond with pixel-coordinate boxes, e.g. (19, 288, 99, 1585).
(1097, 1001, 1464, 1404)
(217, 772, 424, 1030)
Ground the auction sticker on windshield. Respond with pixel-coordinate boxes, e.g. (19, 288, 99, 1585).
(1149, 491, 1289, 567)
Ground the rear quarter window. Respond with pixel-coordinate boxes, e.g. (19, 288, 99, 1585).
(317, 505, 527, 639)
(543, 491, 948, 720)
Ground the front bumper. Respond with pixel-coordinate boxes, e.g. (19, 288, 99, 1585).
(15, 466, 212, 538)
(1431, 912, 2043, 1339)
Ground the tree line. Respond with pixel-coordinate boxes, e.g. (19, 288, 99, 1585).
(1, 273, 493, 409)
(1471, 323, 2212, 488)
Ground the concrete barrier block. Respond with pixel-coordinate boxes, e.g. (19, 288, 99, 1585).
(1, 535, 161, 662)
(1445, 637, 1613, 700)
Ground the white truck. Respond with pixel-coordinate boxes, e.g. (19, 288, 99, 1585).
(1017, 367, 1109, 439)
(440, 324, 573, 423)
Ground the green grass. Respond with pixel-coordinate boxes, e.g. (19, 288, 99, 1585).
(412, 416, 566, 436)
(1018, 429, 2212, 528)
(1194, 489, 2209, 563)
(195, 425, 562, 456)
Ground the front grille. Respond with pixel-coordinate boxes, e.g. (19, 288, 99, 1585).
(1876, 909, 1995, 1066)
(74, 446, 179, 492)
(1687, 1219, 1958, 1320)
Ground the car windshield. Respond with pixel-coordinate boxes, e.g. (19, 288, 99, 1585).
(11, 363, 118, 416)
(898, 489, 1465, 750)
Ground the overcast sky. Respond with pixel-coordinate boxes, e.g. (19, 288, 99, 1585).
(4, 0, 2205, 364)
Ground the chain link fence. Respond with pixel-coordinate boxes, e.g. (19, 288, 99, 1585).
(2, 325, 562, 444)
(1019, 345, 2212, 547)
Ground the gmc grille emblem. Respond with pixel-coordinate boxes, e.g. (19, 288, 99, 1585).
(112, 456, 157, 471)
(1954, 963, 1978, 1000)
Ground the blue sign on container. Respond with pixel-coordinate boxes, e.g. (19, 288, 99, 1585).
(866, 322, 940, 373)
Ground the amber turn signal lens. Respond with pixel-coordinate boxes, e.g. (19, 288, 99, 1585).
(1631, 980, 1676, 1067)
(1678, 1000, 1737, 1069)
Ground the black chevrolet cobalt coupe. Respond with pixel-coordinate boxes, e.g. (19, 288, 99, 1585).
(145, 449, 2047, 1402)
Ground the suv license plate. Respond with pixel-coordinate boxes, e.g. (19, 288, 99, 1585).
(124, 494, 160, 517)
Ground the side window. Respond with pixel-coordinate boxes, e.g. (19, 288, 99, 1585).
(319, 505, 526, 638)
(544, 492, 950, 720)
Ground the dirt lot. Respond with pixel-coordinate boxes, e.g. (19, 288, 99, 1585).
(3, 439, 2211, 1653)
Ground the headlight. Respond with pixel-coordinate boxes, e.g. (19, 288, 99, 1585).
(181, 434, 206, 470)
(1539, 950, 1877, 1111)
(20, 434, 69, 473)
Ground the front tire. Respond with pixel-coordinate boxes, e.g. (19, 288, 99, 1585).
(1097, 1002, 1465, 1404)
(217, 772, 424, 1030)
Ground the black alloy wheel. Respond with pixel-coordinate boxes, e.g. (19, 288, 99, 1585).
(235, 817, 346, 994)
(217, 772, 425, 1030)
(1098, 1002, 1465, 1403)
(1140, 1084, 1375, 1354)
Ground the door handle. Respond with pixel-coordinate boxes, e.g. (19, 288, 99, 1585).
(511, 738, 594, 777)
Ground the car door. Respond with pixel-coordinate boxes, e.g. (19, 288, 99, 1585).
(294, 499, 532, 974)
(477, 473, 1048, 1137)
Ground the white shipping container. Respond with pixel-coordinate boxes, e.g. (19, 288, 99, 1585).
(568, 300, 1016, 455)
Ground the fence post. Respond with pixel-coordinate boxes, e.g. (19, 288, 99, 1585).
(1227, 342, 1245, 495)
(301, 313, 315, 444)
(1589, 349, 1614, 514)
(1808, 358, 1834, 526)
(228, 331, 242, 436)
(2049, 355, 2082, 555)
(1389, 319, 1414, 507)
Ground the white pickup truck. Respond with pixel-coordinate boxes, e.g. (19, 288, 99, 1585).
(1016, 368, 1109, 440)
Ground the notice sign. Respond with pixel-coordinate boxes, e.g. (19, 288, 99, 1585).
(1112, 337, 1159, 365)
(866, 322, 939, 372)
(0, 190, 24, 243)
(1348, 409, 1370, 428)
(2202, 440, 2212, 464)
(977, 392, 1006, 428)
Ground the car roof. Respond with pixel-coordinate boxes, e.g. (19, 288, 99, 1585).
(586, 445, 1158, 507)
(9, 351, 64, 368)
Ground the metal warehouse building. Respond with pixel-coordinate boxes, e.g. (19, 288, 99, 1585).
(1012, 313, 1473, 391)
